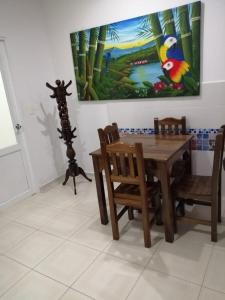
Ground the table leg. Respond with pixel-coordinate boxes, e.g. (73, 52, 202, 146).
(183, 141, 192, 175)
(160, 162, 174, 243)
(92, 156, 109, 225)
(188, 140, 192, 175)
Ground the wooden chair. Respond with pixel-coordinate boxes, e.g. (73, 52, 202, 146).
(154, 116, 188, 216)
(218, 125, 225, 222)
(101, 141, 161, 248)
(172, 132, 224, 242)
(154, 116, 186, 135)
(98, 122, 120, 145)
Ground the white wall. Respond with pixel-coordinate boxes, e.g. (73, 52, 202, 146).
(1, 0, 224, 205)
(0, 0, 66, 187)
(41, 0, 225, 165)
(41, 0, 225, 213)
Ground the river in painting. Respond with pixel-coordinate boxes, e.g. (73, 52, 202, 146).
(129, 62, 163, 87)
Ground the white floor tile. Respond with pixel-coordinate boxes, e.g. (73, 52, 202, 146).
(2, 179, 224, 300)
(176, 222, 225, 248)
(0, 256, 29, 297)
(104, 220, 163, 266)
(32, 178, 94, 210)
(68, 199, 99, 217)
(214, 224, 225, 250)
(204, 248, 225, 293)
(69, 216, 113, 251)
(66, 181, 99, 208)
(73, 253, 143, 300)
(15, 206, 61, 229)
(36, 189, 77, 210)
(60, 288, 93, 300)
(199, 287, 225, 300)
(0, 271, 67, 300)
(127, 269, 200, 300)
(148, 239, 212, 284)
(39, 211, 90, 238)
(35, 241, 99, 286)
(0, 216, 12, 228)
(0, 222, 35, 254)
(7, 231, 63, 268)
(0, 202, 33, 220)
(175, 222, 214, 246)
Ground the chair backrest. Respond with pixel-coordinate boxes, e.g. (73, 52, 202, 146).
(219, 125, 225, 166)
(101, 141, 147, 208)
(154, 116, 186, 135)
(218, 125, 225, 189)
(212, 132, 224, 198)
(98, 122, 120, 145)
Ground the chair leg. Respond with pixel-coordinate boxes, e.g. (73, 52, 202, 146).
(154, 193, 163, 225)
(218, 188, 222, 223)
(142, 205, 151, 248)
(128, 207, 134, 220)
(211, 202, 218, 242)
(109, 202, 119, 240)
(211, 224, 218, 242)
(173, 199, 178, 234)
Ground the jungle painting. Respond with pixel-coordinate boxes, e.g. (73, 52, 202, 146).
(70, 1, 201, 101)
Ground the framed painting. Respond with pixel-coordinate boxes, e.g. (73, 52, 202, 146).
(70, 1, 201, 101)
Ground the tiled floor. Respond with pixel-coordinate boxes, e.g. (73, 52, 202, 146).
(0, 176, 225, 300)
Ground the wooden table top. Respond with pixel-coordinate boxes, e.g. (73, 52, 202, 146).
(90, 134, 193, 161)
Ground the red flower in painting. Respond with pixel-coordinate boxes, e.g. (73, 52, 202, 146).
(170, 82, 184, 90)
(153, 81, 166, 93)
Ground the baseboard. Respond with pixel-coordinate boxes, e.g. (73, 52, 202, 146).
(0, 189, 32, 208)
(40, 175, 65, 193)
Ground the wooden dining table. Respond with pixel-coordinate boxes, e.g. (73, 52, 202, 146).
(90, 134, 193, 243)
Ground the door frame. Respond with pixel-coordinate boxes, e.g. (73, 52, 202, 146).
(0, 37, 38, 204)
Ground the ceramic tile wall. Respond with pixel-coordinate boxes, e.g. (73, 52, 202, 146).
(119, 128, 219, 151)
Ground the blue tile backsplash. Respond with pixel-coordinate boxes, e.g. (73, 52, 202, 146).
(118, 128, 219, 151)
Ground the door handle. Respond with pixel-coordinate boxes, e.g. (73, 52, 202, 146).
(15, 124, 22, 130)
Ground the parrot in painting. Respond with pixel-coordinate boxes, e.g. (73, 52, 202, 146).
(160, 35, 184, 63)
(162, 58, 190, 83)
(160, 35, 189, 83)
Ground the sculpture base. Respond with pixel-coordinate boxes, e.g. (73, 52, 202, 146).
(62, 162, 92, 194)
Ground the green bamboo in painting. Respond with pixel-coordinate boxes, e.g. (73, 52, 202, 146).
(191, 2, 201, 80)
(78, 31, 86, 99)
(78, 31, 86, 81)
(70, 33, 80, 98)
(178, 5, 193, 67)
(88, 28, 97, 79)
(70, 1, 201, 101)
(86, 28, 99, 100)
(149, 13, 163, 60)
(93, 26, 107, 85)
(70, 33, 79, 78)
(162, 9, 176, 36)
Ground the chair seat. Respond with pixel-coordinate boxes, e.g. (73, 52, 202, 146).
(173, 175, 212, 203)
(114, 182, 160, 208)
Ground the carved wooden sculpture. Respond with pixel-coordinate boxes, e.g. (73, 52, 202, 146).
(46, 80, 92, 194)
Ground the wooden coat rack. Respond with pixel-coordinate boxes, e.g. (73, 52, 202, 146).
(46, 80, 92, 194)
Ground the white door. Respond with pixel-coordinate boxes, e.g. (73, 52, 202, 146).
(0, 40, 34, 205)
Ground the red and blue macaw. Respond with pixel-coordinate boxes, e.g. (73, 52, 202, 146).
(160, 35, 184, 62)
(160, 35, 189, 83)
(161, 59, 189, 83)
